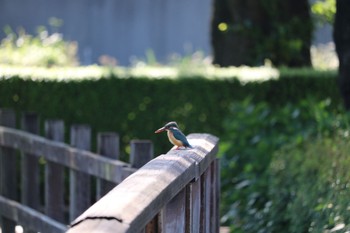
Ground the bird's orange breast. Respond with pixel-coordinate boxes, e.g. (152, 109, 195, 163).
(167, 131, 183, 147)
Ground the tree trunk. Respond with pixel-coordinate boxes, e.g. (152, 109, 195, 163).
(211, 0, 312, 67)
(334, 0, 350, 110)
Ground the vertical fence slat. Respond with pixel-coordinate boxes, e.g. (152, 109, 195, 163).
(185, 184, 191, 233)
(21, 113, 40, 233)
(214, 159, 220, 233)
(45, 120, 65, 223)
(205, 166, 212, 233)
(130, 140, 155, 232)
(21, 113, 40, 213)
(200, 167, 211, 233)
(188, 179, 201, 233)
(0, 109, 17, 232)
(210, 160, 219, 233)
(129, 140, 153, 169)
(69, 125, 91, 222)
(144, 213, 160, 233)
(161, 188, 186, 233)
(96, 132, 120, 199)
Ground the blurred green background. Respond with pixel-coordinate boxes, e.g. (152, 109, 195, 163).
(2, 0, 350, 232)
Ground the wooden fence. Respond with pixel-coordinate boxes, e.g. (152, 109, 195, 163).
(67, 134, 220, 233)
(0, 108, 220, 233)
(0, 109, 153, 233)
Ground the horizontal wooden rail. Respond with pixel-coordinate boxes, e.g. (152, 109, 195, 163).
(0, 196, 67, 233)
(0, 109, 155, 233)
(0, 126, 134, 183)
(67, 133, 219, 233)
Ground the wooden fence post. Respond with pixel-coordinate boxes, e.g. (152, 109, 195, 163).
(21, 113, 41, 233)
(21, 113, 40, 212)
(69, 125, 91, 222)
(129, 140, 153, 169)
(96, 132, 120, 199)
(0, 109, 17, 232)
(45, 120, 65, 223)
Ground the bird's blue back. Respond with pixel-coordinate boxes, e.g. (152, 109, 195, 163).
(170, 128, 192, 148)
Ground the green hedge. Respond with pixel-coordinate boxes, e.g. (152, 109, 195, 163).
(0, 67, 341, 158)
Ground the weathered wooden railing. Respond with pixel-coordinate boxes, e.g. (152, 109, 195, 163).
(67, 133, 220, 233)
(0, 109, 153, 233)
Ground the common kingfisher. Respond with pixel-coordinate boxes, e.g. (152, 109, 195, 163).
(155, 121, 193, 150)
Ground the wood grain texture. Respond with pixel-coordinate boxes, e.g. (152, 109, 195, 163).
(199, 168, 211, 233)
(67, 133, 219, 233)
(96, 133, 120, 200)
(20, 113, 40, 211)
(69, 125, 92, 221)
(44, 119, 66, 223)
(214, 158, 220, 233)
(189, 179, 201, 233)
(0, 125, 135, 183)
(161, 188, 186, 233)
(130, 140, 153, 169)
(21, 113, 40, 233)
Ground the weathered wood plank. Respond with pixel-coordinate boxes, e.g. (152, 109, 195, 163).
(129, 140, 153, 169)
(0, 109, 17, 232)
(96, 132, 120, 200)
(0, 195, 67, 233)
(161, 188, 186, 233)
(184, 133, 219, 177)
(69, 125, 92, 221)
(45, 119, 66, 223)
(21, 113, 40, 233)
(189, 179, 201, 233)
(205, 166, 212, 233)
(0, 126, 134, 183)
(67, 153, 196, 233)
(199, 167, 211, 233)
(213, 159, 220, 233)
(67, 133, 219, 233)
(144, 213, 160, 233)
(209, 160, 217, 233)
(69, 218, 129, 233)
(21, 113, 40, 212)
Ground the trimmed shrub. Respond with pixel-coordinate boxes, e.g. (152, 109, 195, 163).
(0, 67, 341, 158)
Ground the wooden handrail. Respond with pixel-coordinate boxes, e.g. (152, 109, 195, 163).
(0, 196, 67, 233)
(0, 126, 134, 183)
(67, 133, 219, 233)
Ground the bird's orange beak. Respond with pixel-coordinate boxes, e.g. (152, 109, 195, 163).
(155, 127, 165, 133)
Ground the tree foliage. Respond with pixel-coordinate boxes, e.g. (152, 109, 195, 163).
(0, 25, 78, 67)
(211, 0, 313, 67)
(311, 0, 336, 24)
